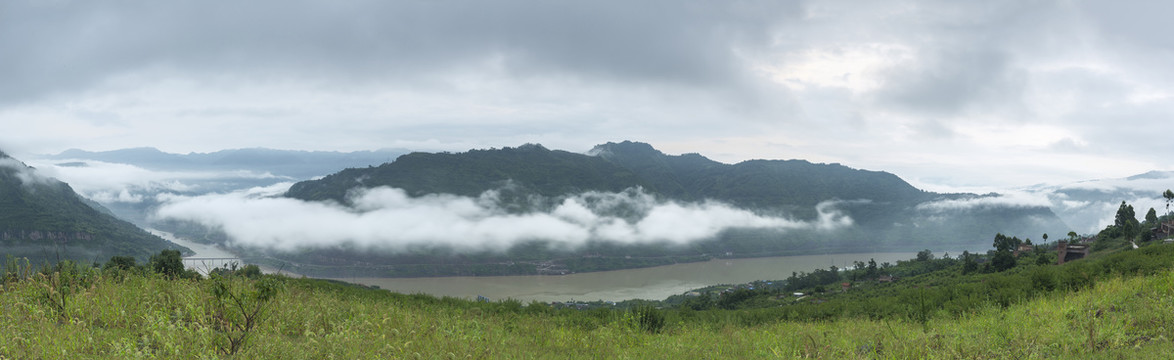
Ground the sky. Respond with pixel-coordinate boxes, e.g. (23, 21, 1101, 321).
(3, 0, 1173, 192)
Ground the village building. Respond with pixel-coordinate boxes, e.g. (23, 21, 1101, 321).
(1056, 240, 1091, 265)
(1152, 220, 1174, 241)
(1013, 243, 1034, 257)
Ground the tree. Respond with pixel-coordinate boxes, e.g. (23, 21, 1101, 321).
(1164, 189, 1174, 216)
(991, 233, 1019, 272)
(682, 292, 714, 310)
(992, 233, 1020, 253)
(1042, 233, 1048, 243)
(103, 256, 136, 271)
(238, 264, 262, 279)
(1146, 207, 1159, 225)
(1115, 201, 1139, 239)
(1115, 201, 1136, 227)
(960, 251, 978, 274)
(1067, 231, 1079, 242)
(991, 251, 1016, 272)
(1035, 251, 1052, 265)
(149, 249, 185, 278)
(916, 249, 934, 261)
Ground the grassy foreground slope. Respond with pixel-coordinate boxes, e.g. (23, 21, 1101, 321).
(2, 262, 1172, 359)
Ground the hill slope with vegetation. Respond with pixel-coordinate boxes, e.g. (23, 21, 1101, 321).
(0, 150, 188, 263)
(2, 192, 1171, 358)
(1, 241, 1171, 358)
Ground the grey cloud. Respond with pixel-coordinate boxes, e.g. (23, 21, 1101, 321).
(875, 49, 1025, 116)
(1082, 1, 1174, 51)
(853, 1, 1059, 118)
(4, 0, 1174, 190)
(0, 0, 800, 104)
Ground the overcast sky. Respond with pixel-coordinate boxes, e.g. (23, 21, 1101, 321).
(2, 0, 1172, 191)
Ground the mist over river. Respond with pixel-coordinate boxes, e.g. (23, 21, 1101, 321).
(334, 252, 919, 303)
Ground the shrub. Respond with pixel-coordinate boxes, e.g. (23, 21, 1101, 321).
(103, 256, 136, 271)
(39, 260, 98, 322)
(209, 274, 283, 355)
(631, 305, 666, 334)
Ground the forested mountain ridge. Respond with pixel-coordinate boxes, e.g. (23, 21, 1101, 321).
(587, 141, 933, 209)
(287, 143, 650, 203)
(268, 142, 1071, 277)
(286, 141, 1019, 225)
(287, 141, 933, 209)
(0, 150, 188, 263)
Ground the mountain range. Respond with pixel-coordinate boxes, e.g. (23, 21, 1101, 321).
(288, 141, 1063, 232)
(50, 147, 408, 180)
(272, 141, 1072, 276)
(6, 141, 1096, 276)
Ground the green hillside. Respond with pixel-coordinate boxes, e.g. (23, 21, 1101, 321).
(2, 195, 1171, 358)
(1, 242, 1171, 358)
(0, 150, 188, 263)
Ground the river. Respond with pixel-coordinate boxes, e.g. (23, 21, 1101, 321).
(333, 252, 918, 303)
(157, 229, 919, 302)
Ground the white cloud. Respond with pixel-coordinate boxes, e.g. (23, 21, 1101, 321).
(1055, 172, 1174, 193)
(24, 158, 288, 202)
(153, 185, 854, 253)
(916, 191, 1052, 212)
(0, 158, 55, 187)
(88, 189, 145, 203)
(756, 42, 915, 93)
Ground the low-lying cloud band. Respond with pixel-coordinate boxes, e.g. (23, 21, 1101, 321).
(153, 185, 853, 253)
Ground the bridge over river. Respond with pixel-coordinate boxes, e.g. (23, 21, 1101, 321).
(181, 257, 246, 274)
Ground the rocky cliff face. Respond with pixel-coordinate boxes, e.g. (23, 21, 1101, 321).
(1, 230, 95, 242)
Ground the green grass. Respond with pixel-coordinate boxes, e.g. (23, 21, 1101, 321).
(2, 262, 1173, 359)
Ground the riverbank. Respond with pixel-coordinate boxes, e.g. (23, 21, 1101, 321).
(333, 252, 920, 303)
